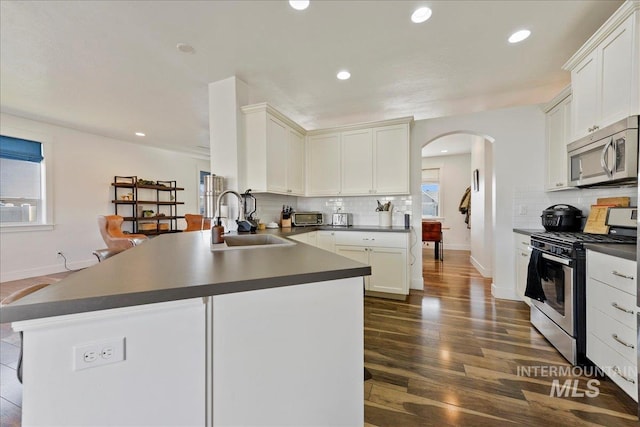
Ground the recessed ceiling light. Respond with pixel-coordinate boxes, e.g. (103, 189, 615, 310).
(176, 43, 195, 54)
(440, 150, 448, 153)
(336, 70, 351, 80)
(289, 0, 309, 11)
(411, 7, 432, 23)
(508, 30, 531, 44)
(135, 132, 145, 137)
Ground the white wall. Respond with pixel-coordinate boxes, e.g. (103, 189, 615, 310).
(411, 105, 546, 300)
(421, 153, 471, 250)
(469, 137, 493, 277)
(0, 113, 209, 282)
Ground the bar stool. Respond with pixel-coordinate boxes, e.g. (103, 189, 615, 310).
(421, 221, 443, 261)
(1, 283, 50, 383)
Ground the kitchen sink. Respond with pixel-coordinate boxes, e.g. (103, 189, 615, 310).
(210, 234, 296, 251)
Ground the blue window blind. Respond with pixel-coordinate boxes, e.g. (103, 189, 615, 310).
(0, 135, 43, 163)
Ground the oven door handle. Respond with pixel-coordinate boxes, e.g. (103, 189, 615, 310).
(541, 252, 572, 266)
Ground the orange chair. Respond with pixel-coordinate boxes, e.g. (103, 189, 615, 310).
(422, 221, 443, 261)
(93, 215, 148, 261)
(184, 214, 211, 232)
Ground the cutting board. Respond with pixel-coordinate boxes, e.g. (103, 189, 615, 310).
(583, 205, 615, 234)
(596, 197, 630, 207)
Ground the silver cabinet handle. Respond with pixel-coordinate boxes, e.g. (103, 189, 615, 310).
(612, 334, 635, 349)
(612, 270, 634, 280)
(612, 366, 635, 384)
(611, 302, 634, 314)
(521, 253, 528, 257)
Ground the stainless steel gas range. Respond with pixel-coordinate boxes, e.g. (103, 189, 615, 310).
(528, 227, 636, 365)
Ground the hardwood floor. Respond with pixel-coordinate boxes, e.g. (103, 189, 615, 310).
(1, 251, 637, 426)
(364, 249, 638, 426)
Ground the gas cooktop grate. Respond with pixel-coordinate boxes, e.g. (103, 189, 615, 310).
(532, 231, 636, 245)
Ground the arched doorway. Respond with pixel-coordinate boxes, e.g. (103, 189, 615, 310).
(421, 131, 495, 279)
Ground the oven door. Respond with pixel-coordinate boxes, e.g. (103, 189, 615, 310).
(531, 252, 574, 335)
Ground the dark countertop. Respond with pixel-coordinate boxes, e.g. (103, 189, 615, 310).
(1, 230, 371, 323)
(513, 228, 545, 236)
(584, 243, 636, 261)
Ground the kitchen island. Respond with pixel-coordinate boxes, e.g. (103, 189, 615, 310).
(1, 230, 370, 426)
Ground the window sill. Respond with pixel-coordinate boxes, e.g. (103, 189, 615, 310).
(0, 223, 54, 233)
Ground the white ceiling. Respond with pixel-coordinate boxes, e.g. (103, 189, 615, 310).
(0, 0, 623, 155)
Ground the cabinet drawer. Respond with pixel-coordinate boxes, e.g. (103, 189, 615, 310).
(587, 333, 638, 401)
(587, 278, 637, 329)
(588, 306, 636, 363)
(334, 231, 406, 248)
(587, 250, 636, 295)
(514, 233, 532, 252)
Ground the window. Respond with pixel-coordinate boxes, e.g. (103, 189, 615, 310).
(421, 168, 440, 217)
(0, 135, 47, 226)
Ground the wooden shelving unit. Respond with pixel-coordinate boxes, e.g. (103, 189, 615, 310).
(111, 176, 184, 235)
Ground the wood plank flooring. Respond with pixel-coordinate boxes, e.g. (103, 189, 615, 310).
(1, 251, 638, 426)
(364, 249, 638, 426)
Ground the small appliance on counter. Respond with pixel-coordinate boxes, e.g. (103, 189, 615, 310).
(541, 204, 583, 231)
(291, 212, 323, 227)
(332, 212, 352, 227)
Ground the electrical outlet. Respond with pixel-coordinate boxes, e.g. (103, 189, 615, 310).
(518, 205, 528, 215)
(74, 337, 125, 370)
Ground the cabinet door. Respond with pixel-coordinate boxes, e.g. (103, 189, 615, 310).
(266, 116, 288, 193)
(599, 15, 635, 128)
(287, 129, 305, 195)
(571, 51, 598, 141)
(373, 124, 409, 194)
(316, 231, 335, 252)
(335, 245, 369, 287)
(368, 247, 407, 294)
(341, 129, 373, 195)
(307, 134, 341, 196)
(545, 96, 571, 190)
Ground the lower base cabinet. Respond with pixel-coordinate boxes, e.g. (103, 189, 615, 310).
(586, 250, 638, 401)
(514, 232, 532, 305)
(290, 230, 410, 296)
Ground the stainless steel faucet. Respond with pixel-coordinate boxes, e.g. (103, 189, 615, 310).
(215, 190, 245, 225)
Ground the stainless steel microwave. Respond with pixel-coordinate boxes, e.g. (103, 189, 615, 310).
(567, 116, 638, 187)
(291, 212, 323, 226)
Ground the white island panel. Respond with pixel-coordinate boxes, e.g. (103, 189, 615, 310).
(211, 277, 364, 426)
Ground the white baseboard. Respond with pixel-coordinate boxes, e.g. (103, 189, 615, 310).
(0, 258, 97, 282)
(491, 282, 522, 301)
(469, 255, 492, 278)
(410, 276, 424, 290)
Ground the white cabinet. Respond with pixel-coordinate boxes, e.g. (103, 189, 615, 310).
(289, 231, 317, 246)
(316, 230, 336, 252)
(543, 88, 572, 191)
(513, 232, 532, 305)
(306, 133, 341, 196)
(341, 129, 373, 195)
(307, 118, 412, 197)
(242, 103, 306, 196)
(586, 250, 637, 401)
(373, 124, 410, 194)
(334, 231, 409, 295)
(564, 6, 639, 141)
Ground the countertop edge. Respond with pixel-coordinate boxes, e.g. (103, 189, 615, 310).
(584, 243, 637, 261)
(0, 265, 371, 323)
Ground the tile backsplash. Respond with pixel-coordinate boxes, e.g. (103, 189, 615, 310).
(233, 193, 413, 227)
(512, 186, 637, 229)
(298, 195, 413, 226)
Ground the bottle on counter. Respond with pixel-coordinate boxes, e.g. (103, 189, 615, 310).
(212, 218, 225, 244)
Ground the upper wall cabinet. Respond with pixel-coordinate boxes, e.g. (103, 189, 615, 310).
(563, 3, 640, 141)
(242, 103, 306, 196)
(307, 118, 412, 197)
(543, 87, 572, 191)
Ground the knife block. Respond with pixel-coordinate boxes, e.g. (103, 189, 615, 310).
(281, 217, 292, 228)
